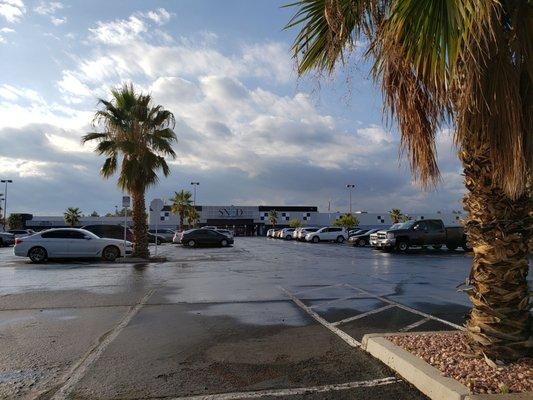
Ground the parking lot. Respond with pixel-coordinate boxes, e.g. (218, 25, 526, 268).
(0, 238, 481, 399)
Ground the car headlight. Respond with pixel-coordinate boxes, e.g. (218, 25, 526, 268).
(387, 232, 395, 239)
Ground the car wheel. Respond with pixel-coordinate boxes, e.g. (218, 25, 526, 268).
(397, 240, 409, 252)
(461, 242, 473, 252)
(285, 235, 292, 240)
(312, 236, 320, 243)
(28, 246, 47, 263)
(0, 238, 3, 247)
(102, 246, 120, 262)
(358, 238, 366, 246)
(336, 236, 345, 243)
(432, 245, 442, 250)
(446, 244, 458, 251)
(187, 239, 196, 248)
(221, 239, 228, 247)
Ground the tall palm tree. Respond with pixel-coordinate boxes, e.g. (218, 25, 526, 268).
(286, 1, 531, 360)
(171, 190, 193, 231)
(186, 207, 200, 228)
(82, 84, 177, 258)
(64, 207, 81, 227)
(267, 210, 278, 227)
(389, 209, 403, 224)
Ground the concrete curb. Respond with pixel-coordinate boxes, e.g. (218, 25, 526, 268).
(115, 256, 167, 264)
(361, 332, 531, 400)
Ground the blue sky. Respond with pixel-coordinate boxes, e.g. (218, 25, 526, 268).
(0, 0, 464, 215)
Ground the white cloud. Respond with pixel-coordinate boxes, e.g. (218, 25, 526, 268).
(0, 0, 26, 23)
(33, 0, 62, 15)
(142, 8, 172, 25)
(0, 26, 14, 32)
(89, 15, 147, 45)
(50, 16, 65, 25)
(57, 71, 93, 99)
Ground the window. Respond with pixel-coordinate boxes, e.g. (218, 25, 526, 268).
(68, 231, 87, 239)
(331, 228, 342, 232)
(42, 230, 72, 239)
(414, 221, 427, 231)
(195, 230, 208, 235)
(426, 220, 443, 231)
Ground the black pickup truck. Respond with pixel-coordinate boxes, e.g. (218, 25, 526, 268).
(376, 219, 470, 252)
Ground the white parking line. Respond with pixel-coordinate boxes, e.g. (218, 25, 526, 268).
(48, 288, 156, 400)
(292, 283, 344, 296)
(307, 294, 375, 309)
(167, 377, 400, 399)
(343, 284, 464, 330)
(279, 286, 362, 348)
(399, 317, 432, 332)
(331, 304, 396, 327)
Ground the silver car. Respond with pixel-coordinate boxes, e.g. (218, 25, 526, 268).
(0, 231, 15, 247)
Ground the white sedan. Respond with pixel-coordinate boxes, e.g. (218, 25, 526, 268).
(14, 228, 133, 263)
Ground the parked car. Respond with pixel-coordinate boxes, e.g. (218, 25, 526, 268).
(279, 228, 296, 240)
(369, 224, 404, 247)
(349, 229, 380, 246)
(179, 229, 234, 247)
(305, 227, 347, 243)
(148, 228, 175, 242)
(216, 229, 234, 239)
(291, 227, 302, 240)
(0, 231, 15, 247)
(82, 224, 133, 242)
(376, 219, 469, 252)
(297, 227, 320, 240)
(266, 229, 275, 238)
(348, 229, 369, 238)
(13, 228, 133, 263)
(148, 232, 166, 244)
(7, 229, 35, 238)
(272, 229, 282, 239)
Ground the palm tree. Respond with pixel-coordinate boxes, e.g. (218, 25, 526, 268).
(333, 213, 360, 229)
(171, 190, 193, 231)
(289, 218, 303, 228)
(64, 207, 81, 227)
(267, 210, 278, 227)
(186, 207, 200, 228)
(389, 209, 403, 224)
(82, 83, 177, 258)
(286, 1, 531, 360)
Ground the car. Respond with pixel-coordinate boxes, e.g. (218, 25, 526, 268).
(148, 232, 166, 244)
(179, 228, 234, 247)
(7, 229, 35, 238)
(266, 229, 275, 238)
(279, 228, 296, 240)
(369, 224, 404, 247)
(216, 229, 234, 239)
(271, 229, 282, 239)
(297, 227, 320, 240)
(349, 229, 380, 246)
(305, 227, 347, 243)
(82, 224, 133, 242)
(291, 227, 302, 240)
(13, 228, 133, 263)
(0, 231, 15, 247)
(348, 229, 369, 238)
(148, 228, 175, 241)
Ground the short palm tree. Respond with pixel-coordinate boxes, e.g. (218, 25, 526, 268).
(171, 190, 193, 231)
(82, 84, 177, 258)
(186, 207, 200, 228)
(64, 207, 81, 227)
(333, 213, 359, 229)
(286, 0, 531, 360)
(389, 209, 403, 224)
(267, 210, 278, 227)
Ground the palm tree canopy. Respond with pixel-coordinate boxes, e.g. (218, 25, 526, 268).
(286, 0, 531, 198)
(82, 83, 177, 192)
(64, 207, 81, 226)
(171, 190, 193, 214)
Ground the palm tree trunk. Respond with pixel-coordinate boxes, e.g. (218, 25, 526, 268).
(460, 141, 531, 361)
(179, 212, 184, 232)
(131, 187, 149, 259)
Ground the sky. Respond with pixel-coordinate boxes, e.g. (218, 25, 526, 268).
(0, 0, 465, 216)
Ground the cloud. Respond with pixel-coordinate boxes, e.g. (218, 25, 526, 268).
(33, 0, 63, 15)
(141, 8, 172, 25)
(89, 14, 147, 45)
(0, 0, 25, 23)
(50, 16, 65, 25)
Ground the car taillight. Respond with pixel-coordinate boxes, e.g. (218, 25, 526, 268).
(15, 238, 23, 244)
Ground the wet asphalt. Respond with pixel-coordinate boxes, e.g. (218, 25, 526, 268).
(0, 237, 495, 399)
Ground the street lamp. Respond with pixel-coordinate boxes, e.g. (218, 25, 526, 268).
(1, 179, 13, 230)
(346, 184, 355, 214)
(190, 182, 200, 205)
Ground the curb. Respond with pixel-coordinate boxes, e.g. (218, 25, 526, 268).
(115, 256, 167, 264)
(361, 332, 531, 400)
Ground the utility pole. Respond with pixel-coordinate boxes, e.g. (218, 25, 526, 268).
(346, 184, 355, 214)
(1, 180, 13, 230)
(190, 182, 200, 205)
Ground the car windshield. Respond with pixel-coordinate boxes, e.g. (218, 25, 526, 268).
(400, 220, 417, 229)
(389, 223, 403, 230)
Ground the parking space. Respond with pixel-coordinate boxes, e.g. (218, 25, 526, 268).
(0, 238, 487, 399)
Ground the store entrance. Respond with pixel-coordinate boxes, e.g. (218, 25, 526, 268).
(203, 219, 257, 236)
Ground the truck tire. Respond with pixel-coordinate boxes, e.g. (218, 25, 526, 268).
(396, 240, 409, 252)
(432, 245, 442, 250)
(446, 243, 458, 251)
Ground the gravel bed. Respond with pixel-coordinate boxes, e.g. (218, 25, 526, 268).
(388, 331, 532, 395)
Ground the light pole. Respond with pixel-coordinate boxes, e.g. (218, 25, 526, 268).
(190, 182, 200, 205)
(1, 180, 12, 230)
(346, 184, 355, 214)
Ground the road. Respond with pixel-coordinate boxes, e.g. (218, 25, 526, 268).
(0, 238, 486, 399)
